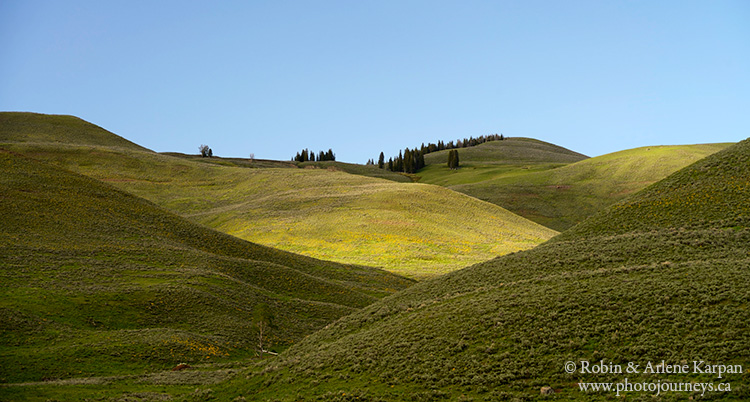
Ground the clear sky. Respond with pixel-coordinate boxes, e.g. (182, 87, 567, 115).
(1, 1, 748, 163)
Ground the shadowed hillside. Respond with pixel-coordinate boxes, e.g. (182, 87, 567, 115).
(238, 139, 750, 401)
(0, 149, 413, 386)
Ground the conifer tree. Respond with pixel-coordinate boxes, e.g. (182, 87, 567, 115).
(378, 152, 385, 169)
(404, 148, 414, 173)
(447, 149, 460, 170)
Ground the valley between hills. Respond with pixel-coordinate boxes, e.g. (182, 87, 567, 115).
(1, 112, 747, 401)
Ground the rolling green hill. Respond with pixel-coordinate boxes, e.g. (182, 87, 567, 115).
(297, 160, 414, 183)
(164, 152, 413, 183)
(0, 112, 149, 151)
(0, 149, 413, 390)
(232, 138, 750, 401)
(422, 137, 588, 167)
(4, 114, 746, 400)
(417, 138, 586, 189)
(162, 151, 300, 169)
(420, 139, 732, 231)
(1, 113, 557, 278)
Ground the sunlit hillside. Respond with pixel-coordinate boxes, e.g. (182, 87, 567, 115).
(0, 113, 557, 278)
(419, 139, 731, 230)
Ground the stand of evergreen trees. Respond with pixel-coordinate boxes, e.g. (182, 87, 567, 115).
(377, 133, 504, 173)
(383, 148, 426, 174)
(293, 148, 335, 162)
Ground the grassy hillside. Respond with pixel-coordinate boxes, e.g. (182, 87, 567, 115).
(421, 140, 731, 231)
(190, 171, 555, 278)
(0, 112, 148, 151)
(0, 149, 413, 390)
(162, 152, 300, 169)
(1, 113, 557, 278)
(422, 137, 588, 166)
(232, 138, 750, 401)
(298, 160, 414, 182)
(417, 138, 584, 188)
(163, 153, 414, 182)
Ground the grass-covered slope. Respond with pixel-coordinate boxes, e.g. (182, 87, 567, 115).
(162, 151, 300, 169)
(1, 114, 557, 278)
(240, 139, 750, 401)
(163, 152, 414, 182)
(176, 170, 556, 279)
(9, 147, 556, 278)
(298, 160, 413, 183)
(422, 137, 588, 166)
(0, 112, 149, 151)
(423, 141, 731, 231)
(417, 138, 584, 190)
(0, 149, 413, 386)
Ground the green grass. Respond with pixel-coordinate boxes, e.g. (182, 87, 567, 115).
(0, 149, 413, 391)
(297, 160, 414, 183)
(229, 138, 750, 401)
(0, 112, 149, 151)
(162, 152, 414, 183)
(0, 360, 245, 401)
(420, 139, 732, 231)
(422, 137, 588, 166)
(162, 151, 301, 169)
(6, 112, 745, 400)
(1, 113, 557, 278)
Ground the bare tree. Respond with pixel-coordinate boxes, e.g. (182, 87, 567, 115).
(252, 303, 276, 357)
(199, 144, 210, 157)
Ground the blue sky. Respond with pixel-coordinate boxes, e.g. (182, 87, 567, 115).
(1, 1, 748, 163)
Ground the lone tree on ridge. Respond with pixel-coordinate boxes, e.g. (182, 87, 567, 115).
(199, 144, 211, 158)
